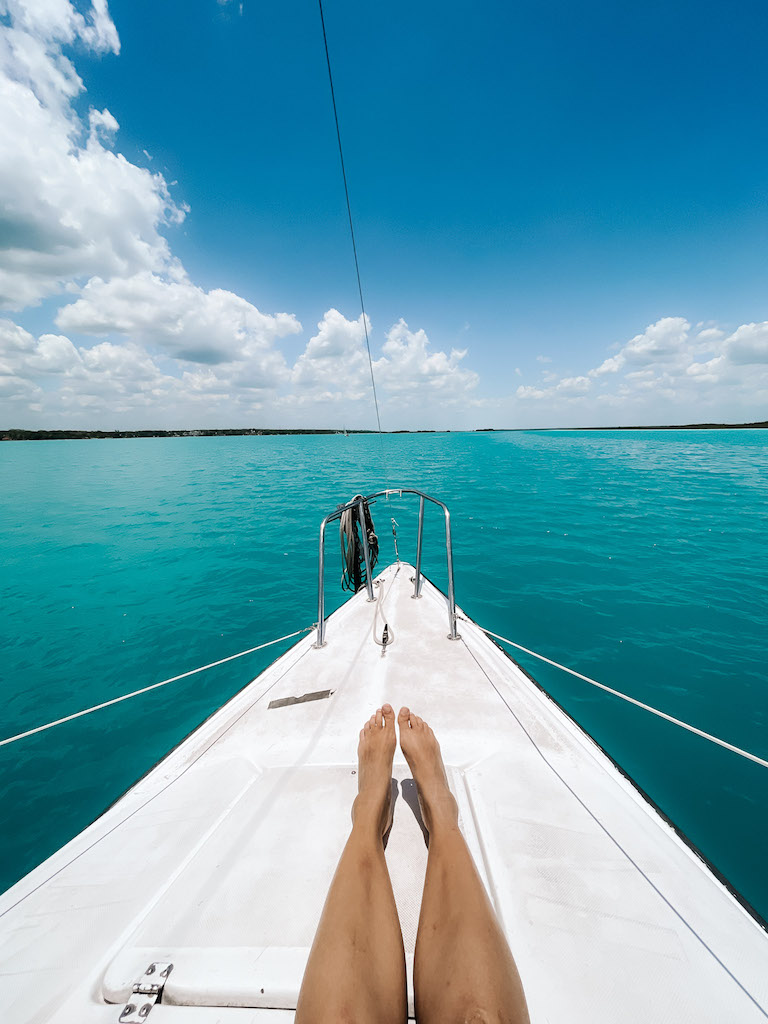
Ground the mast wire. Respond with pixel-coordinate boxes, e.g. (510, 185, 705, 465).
(318, 0, 387, 460)
(0, 626, 312, 749)
(461, 618, 768, 770)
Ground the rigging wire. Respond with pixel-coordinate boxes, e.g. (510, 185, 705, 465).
(460, 617, 768, 770)
(0, 626, 312, 749)
(4, 603, 764, 772)
(318, 0, 388, 478)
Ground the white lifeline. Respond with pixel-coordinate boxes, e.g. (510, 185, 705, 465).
(1, 563, 766, 1023)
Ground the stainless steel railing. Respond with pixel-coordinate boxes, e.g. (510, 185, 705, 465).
(314, 489, 459, 647)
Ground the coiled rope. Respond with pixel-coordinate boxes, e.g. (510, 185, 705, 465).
(462, 618, 768, 770)
(340, 496, 379, 592)
(0, 626, 312, 749)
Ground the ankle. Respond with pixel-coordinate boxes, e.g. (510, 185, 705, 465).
(424, 791, 459, 831)
(351, 798, 386, 840)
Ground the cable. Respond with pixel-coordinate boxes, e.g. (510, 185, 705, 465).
(461, 618, 768, 770)
(318, 0, 389, 485)
(0, 627, 312, 748)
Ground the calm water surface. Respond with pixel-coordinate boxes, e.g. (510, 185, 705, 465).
(1, 430, 767, 917)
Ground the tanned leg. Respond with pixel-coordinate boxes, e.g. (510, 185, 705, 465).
(295, 704, 407, 1024)
(399, 707, 530, 1024)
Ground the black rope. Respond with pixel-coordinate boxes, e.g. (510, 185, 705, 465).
(317, 0, 383, 436)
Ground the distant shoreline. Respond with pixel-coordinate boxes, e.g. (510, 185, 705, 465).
(571, 421, 768, 431)
(1, 422, 766, 441)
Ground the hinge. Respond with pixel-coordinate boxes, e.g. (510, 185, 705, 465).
(117, 962, 173, 1022)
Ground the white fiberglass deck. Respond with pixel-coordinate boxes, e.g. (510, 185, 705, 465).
(1, 562, 766, 1023)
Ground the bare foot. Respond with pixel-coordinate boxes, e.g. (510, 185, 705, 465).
(352, 704, 396, 839)
(397, 707, 459, 835)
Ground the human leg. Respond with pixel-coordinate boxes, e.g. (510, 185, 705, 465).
(295, 704, 407, 1024)
(398, 708, 530, 1024)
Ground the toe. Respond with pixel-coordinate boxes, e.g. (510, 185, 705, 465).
(398, 707, 411, 729)
(364, 719, 372, 732)
(375, 707, 383, 728)
(382, 704, 395, 729)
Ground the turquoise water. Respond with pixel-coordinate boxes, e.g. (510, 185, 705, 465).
(1, 430, 767, 919)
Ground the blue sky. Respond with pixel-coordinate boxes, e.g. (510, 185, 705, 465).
(1, 0, 767, 427)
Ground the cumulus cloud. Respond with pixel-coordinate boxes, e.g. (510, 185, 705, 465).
(290, 311, 478, 412)
(0, 315, 268, 423)
(686, 356, 725, 384)
(596, 317, 768, 383)
(4, 0, 120, 55)
(512, 316, 768, 424)
(516, 374, 591, 401)
(591, 353, 625, 376)
(292, 308, 370, 399)
(590, 317, 691, 377)
(1, 308, 481, 428)
(0, 0, 182, 309)
(57, 272, 301, 376)
(725, 322, 768, 365)
(374, 319, 478, 402)
(623, 317, 690, 364)
(697, 327, 725, 342)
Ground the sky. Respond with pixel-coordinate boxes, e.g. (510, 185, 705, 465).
(0, 0, 767, 430)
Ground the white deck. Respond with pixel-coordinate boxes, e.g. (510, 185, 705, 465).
(1, 562, 766, 1023)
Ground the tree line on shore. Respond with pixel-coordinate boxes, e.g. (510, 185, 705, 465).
(1, 423, 765, 441)
(0, 428, 376, 441)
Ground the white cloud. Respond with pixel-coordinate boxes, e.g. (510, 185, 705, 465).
(724, 322, 768, 365)
(686, 356, 725, 384)
(622, 317, 690, 365)
(57, 272, 301, 375)
(290, 311, 478, 414)
(512, 316, 768, 424)
(515, 385, 546, 400)
(0, 1, 182, 309)
(5, 0, 119, 53)
(591, 354, 624, 376)
(556, 375, 591, 396)
(590, 317, 691, 377)
(697, 327, 724, 341)
(291, 308, 370, 400)
(374, 319, 478, 402)
(516, 374, 591, 401)
(1, 308, 481, 428)
(0, 316, 255, 422)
